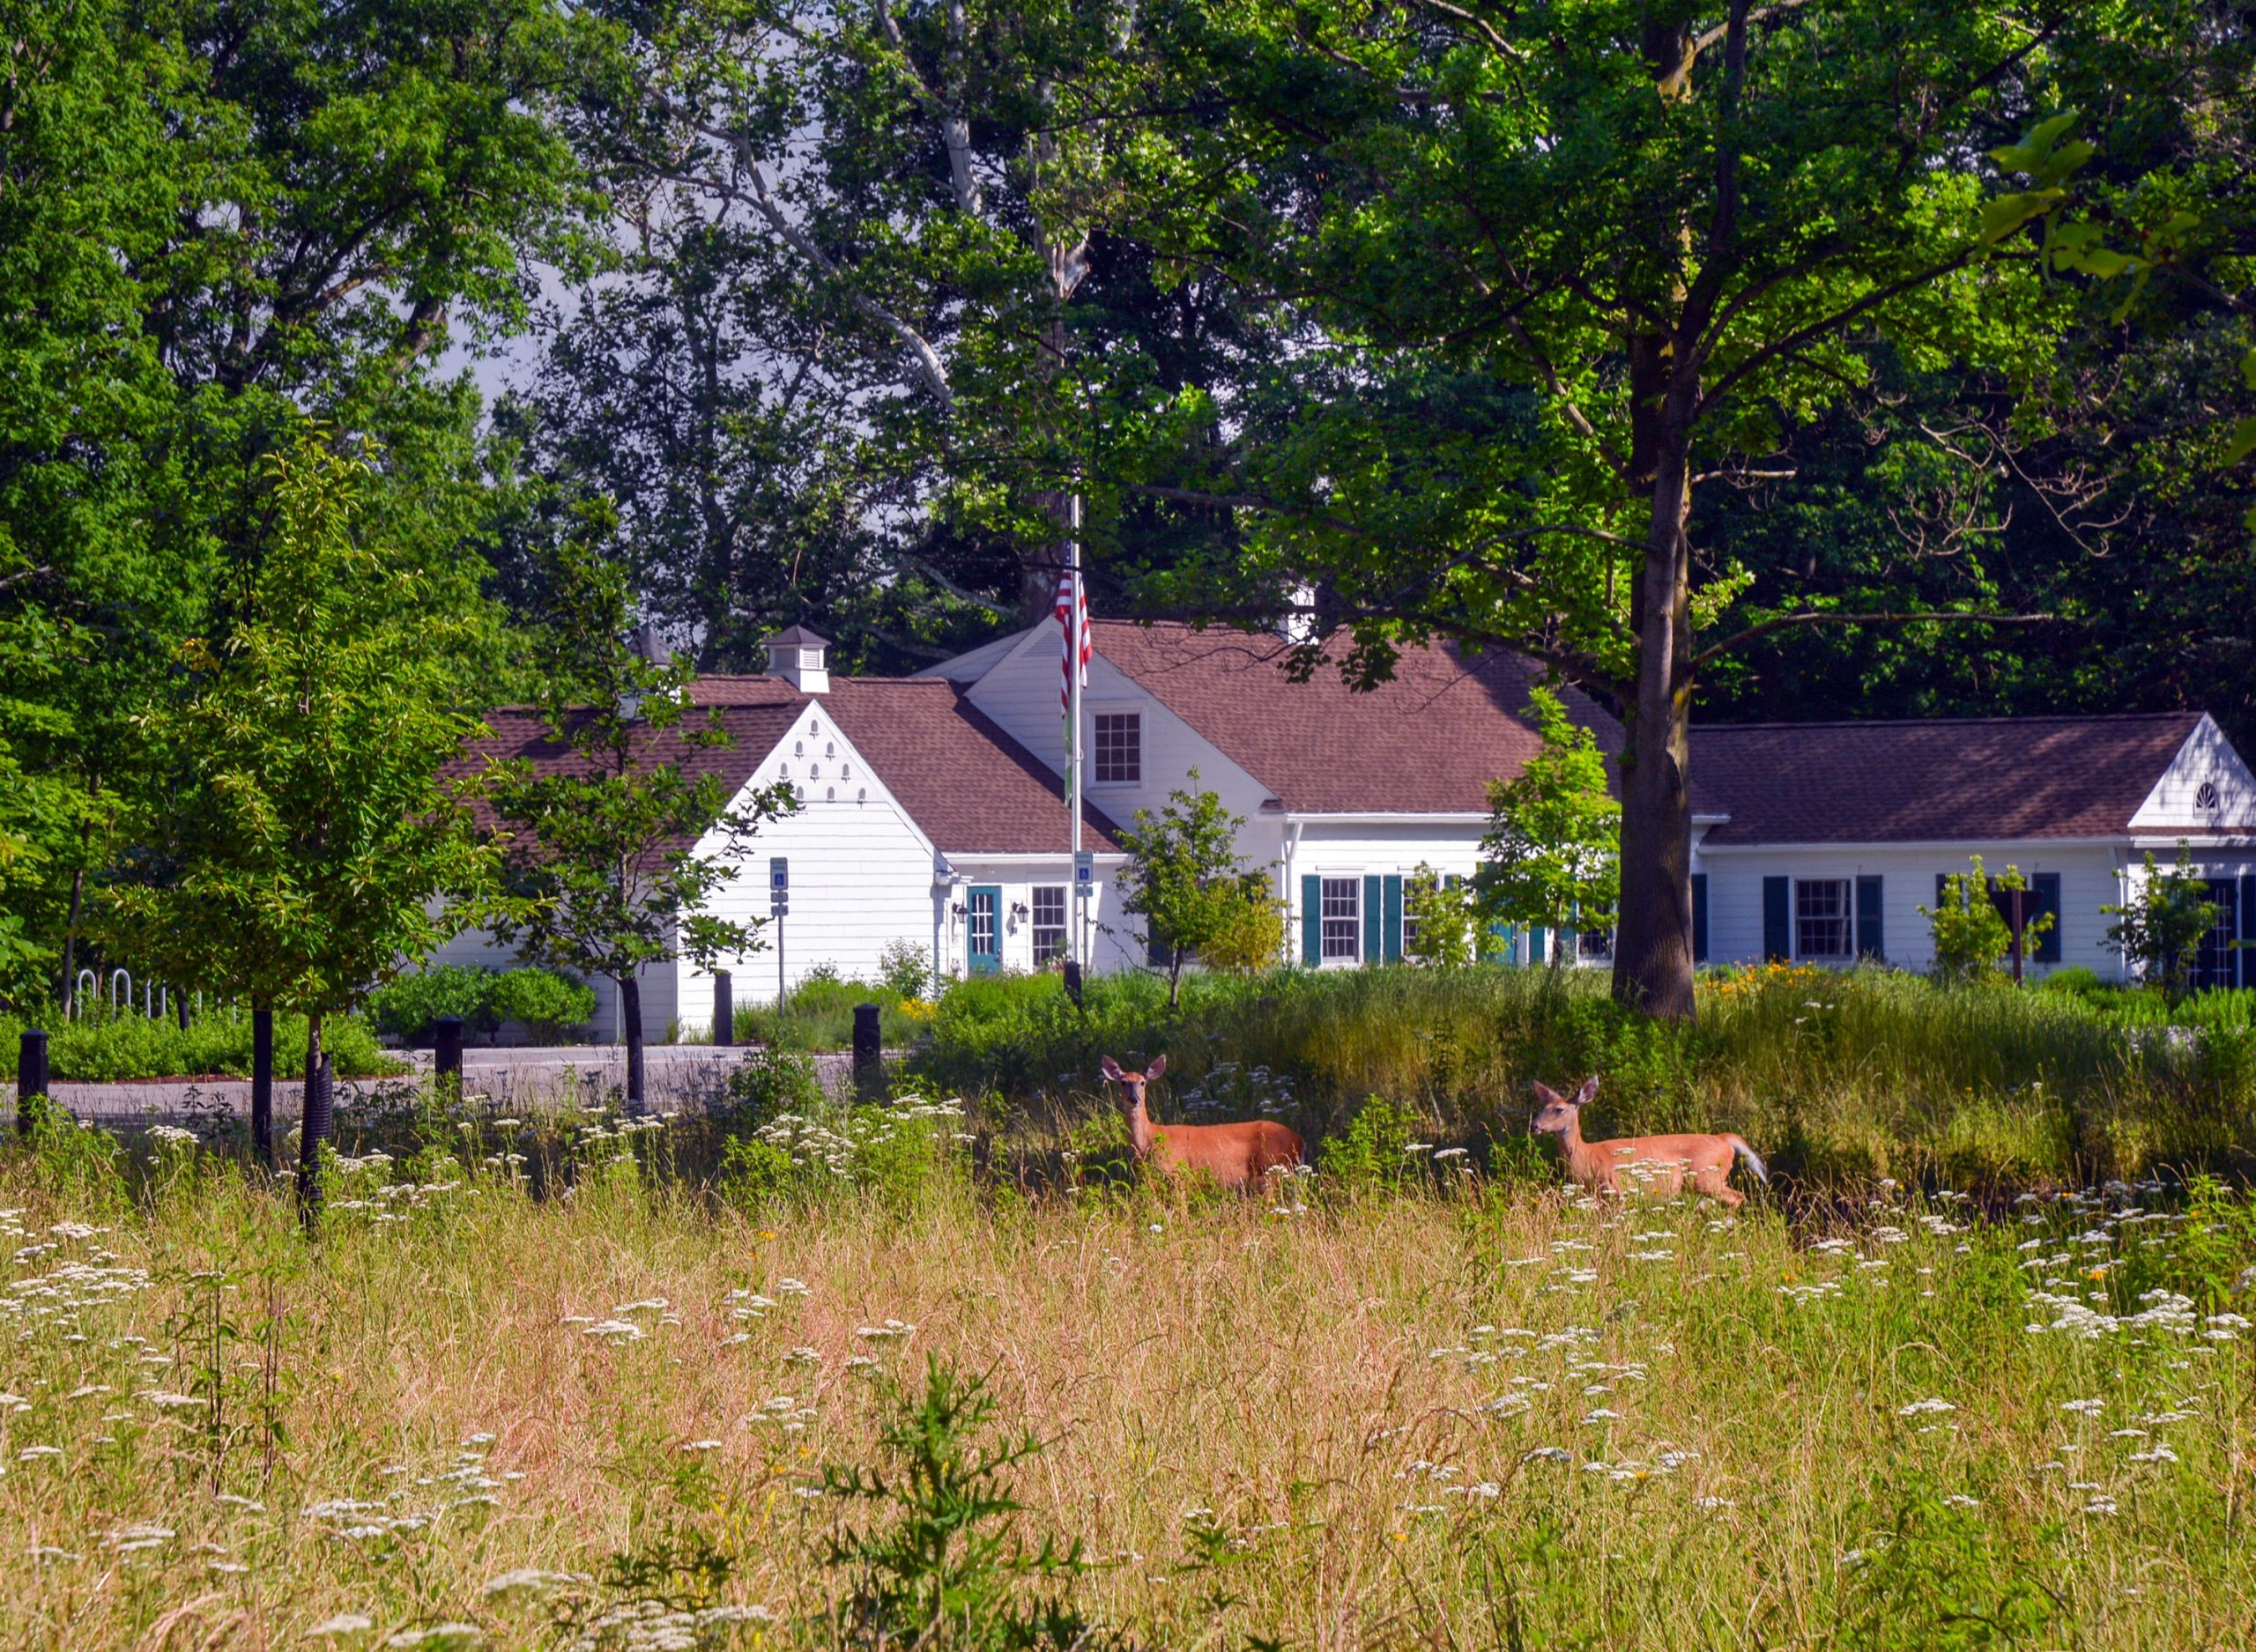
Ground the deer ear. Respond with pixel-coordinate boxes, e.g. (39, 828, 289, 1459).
(1531, 1081, 1563, 1107)
(1573, 1076, 1600, 1107)
(1099, 1056, 1124, 1081)
(1146, 1053, 1167, 1079)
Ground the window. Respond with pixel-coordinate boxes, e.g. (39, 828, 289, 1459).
(1577, 929, 1614, 963)
(1031, 886, 1067, 964)
(1319, 878, 1361, 961)
(1795, 878, 1854, 959)
(1094, 713, 1140, 784)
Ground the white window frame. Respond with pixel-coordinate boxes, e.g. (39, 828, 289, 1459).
(1319, 876, 1362, 964)
(1794, 877, 1855, 961)
(1091, 709, 1141, 786)
(1030, 885, 1067, 964)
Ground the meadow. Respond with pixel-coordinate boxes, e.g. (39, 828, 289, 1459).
(4, 965, 2256, 1649)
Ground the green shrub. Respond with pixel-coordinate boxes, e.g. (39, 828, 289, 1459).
(731, 976, 930, 1051)
(720, 1048, 826, 1123)
(366, 965, 498, 1044)
(486, 967, 596, 1041)
(1317, 1096, 1425, 1191)
(0, 1003, 396, 1082)
(877, 937, 931, 1001)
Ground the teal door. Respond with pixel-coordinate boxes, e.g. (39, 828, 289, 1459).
(968, 885, 1002, 974)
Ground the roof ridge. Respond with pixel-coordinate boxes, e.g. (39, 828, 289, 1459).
(1695, 710, 2203, 732)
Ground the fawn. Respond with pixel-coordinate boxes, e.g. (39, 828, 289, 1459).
(1100, 1055, 1305, 1192)
(1531, 1076, 1767, 1208)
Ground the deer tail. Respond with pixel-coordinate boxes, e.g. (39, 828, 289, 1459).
(1727, 1136, 1769, 1185)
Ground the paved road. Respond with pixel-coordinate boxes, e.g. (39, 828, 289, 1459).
(6, 1044, 886, 1127)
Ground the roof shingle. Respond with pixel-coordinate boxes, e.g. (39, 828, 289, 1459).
(1688, 714, 2202, 845)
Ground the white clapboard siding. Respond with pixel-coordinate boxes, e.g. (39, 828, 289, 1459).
(2132, 715, 2256, 831)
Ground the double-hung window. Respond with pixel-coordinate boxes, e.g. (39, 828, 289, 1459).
(1093, 713, 1140, 784)
(1795, 878, 1854, 961)
(1319, 877, 1361, 962)
(1030, 886, 1067, 964)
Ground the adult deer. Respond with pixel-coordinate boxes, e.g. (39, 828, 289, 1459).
(1100, 1055, 1305, 1192)
(1531, 1077, 1767, 1208)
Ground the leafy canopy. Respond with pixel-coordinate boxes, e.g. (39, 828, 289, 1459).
(1476, 688, 1619, 950)
(100, 436, 501, 1017)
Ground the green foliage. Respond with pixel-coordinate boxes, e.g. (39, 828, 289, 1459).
(366, 966, 596, 1046)
(1836, 1479, 2062, 1651)
(1922, 856, 2054, 987)
(0, 1004, 392, 1084)
(878, 940, 934, 1004)
(2104, 846, 2226, 1004)
(1117, 777, 1279, 1005)
(486, 522, 795, 1057)
(1476, 689, 1618, 954)
(1402, 863, 1475, 969)
(1316, 1097, 1423, 1193)
(720, 1048, 827, 1122)
(731, 977, 930, 1052)
(98, 439, 501, 1058)
(818, 1358, 1098, 1650)
(486, 967, 597, 1043)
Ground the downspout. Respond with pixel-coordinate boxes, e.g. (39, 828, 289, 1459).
(1284, 820, 1304, 957)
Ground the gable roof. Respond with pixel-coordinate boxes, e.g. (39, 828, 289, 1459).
(689, 675, 1124, 853)
(453, 703, 806, 863)
(1688, 713, 2209, 846)
(1079, 620, 1620, 813)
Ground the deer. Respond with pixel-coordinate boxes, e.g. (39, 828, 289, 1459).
(1530, 1076, 1767, 1208)
(1100, 1055, 1306, 1193)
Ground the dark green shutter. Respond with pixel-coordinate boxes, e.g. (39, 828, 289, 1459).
(2033, 873, 2062, 964)
(1691, 874, 1709, 965)
(1363, 874, 1382, 965)
(1383, 875, 1404, 962)
(1301, 875, 1321, 965)
(1530, 926, 1546, 964)
(1855, 875, 1883, 961)
(1762, 877, 1790, 963)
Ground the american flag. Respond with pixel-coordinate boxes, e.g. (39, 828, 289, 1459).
(1055, 562, 1089, 710)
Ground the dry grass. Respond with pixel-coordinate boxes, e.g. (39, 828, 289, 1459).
(2, 1120, 2252, 1650)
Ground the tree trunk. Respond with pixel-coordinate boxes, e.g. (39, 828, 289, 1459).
(1611, 398, 1700, 1022)
(619, 974, 646, 1114)
(296, 1010, 333, 1220)
(251, 1002, 275, 1171)
(58, 864, 85, 1014)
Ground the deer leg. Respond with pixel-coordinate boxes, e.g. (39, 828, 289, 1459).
(1693, 1166, 1743, 1208)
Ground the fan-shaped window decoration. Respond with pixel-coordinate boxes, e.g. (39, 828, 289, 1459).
(2196, 780, 2220, 810)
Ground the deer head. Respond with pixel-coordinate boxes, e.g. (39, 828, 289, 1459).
(1531, 1075, 1599, 1137)
(1099, 1053, 1166, 1115)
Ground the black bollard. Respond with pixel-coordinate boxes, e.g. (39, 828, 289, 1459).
(434, 1016, 464, 1100)
(714, 970, 734, 1048)
(852, 1003, 882, 1100)
(251, 1007, 275, 1170)
(1063, 959, 1084, 1009)
(298, 1051, 333, 1220)
(16, 1027, 49, 1137)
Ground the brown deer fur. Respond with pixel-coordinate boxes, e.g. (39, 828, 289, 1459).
(1531, 1076, 1767, 1208)
(1101, 1055, 1305, 1192)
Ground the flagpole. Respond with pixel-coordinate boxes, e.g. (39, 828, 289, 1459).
(1067, 493, 1085, 971)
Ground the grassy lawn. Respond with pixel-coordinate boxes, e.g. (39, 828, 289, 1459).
(2, 1085, 2252, 1649)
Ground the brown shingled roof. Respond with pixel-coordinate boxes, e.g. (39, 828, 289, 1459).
(1085, 620, 1620, 812)
(1688, 713, 2202, 845)
(689, 675, 1124, 853)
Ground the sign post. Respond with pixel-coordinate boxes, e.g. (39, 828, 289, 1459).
(1989, 884, 2037, 985)
(770, 857, 790, 1008)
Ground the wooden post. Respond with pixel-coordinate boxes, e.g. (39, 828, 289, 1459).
(298, 1049, 333, 1220)
(434, 1016, 464, 1101)
(16, 1028, 48, 1137)
(251, 1007, 275, 1170)
(714, 971, 734, 1048)
(852, 1003, 881, 1100)
(1063, 959, 1084, 1009)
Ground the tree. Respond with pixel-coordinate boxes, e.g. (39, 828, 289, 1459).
(1475, 689, 1619, 971)
(1921, 856, 2054, 987)
(2104, 844, 2223, 1004)
(1118, 0, 2207, 1019)
(1115, 778, 1276, 1005)
(486, 522, 795, 1108)
(100, 437, 501, 1188)
(1401, 865, 1475, 970)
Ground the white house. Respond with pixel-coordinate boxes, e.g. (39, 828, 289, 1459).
(434, 620, 2256, 1041)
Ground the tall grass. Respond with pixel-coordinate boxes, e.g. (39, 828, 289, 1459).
(916, 965, 2256, 1189)
(0, 1001, 397, 1083)
(1, 1107, 2250, 1649)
